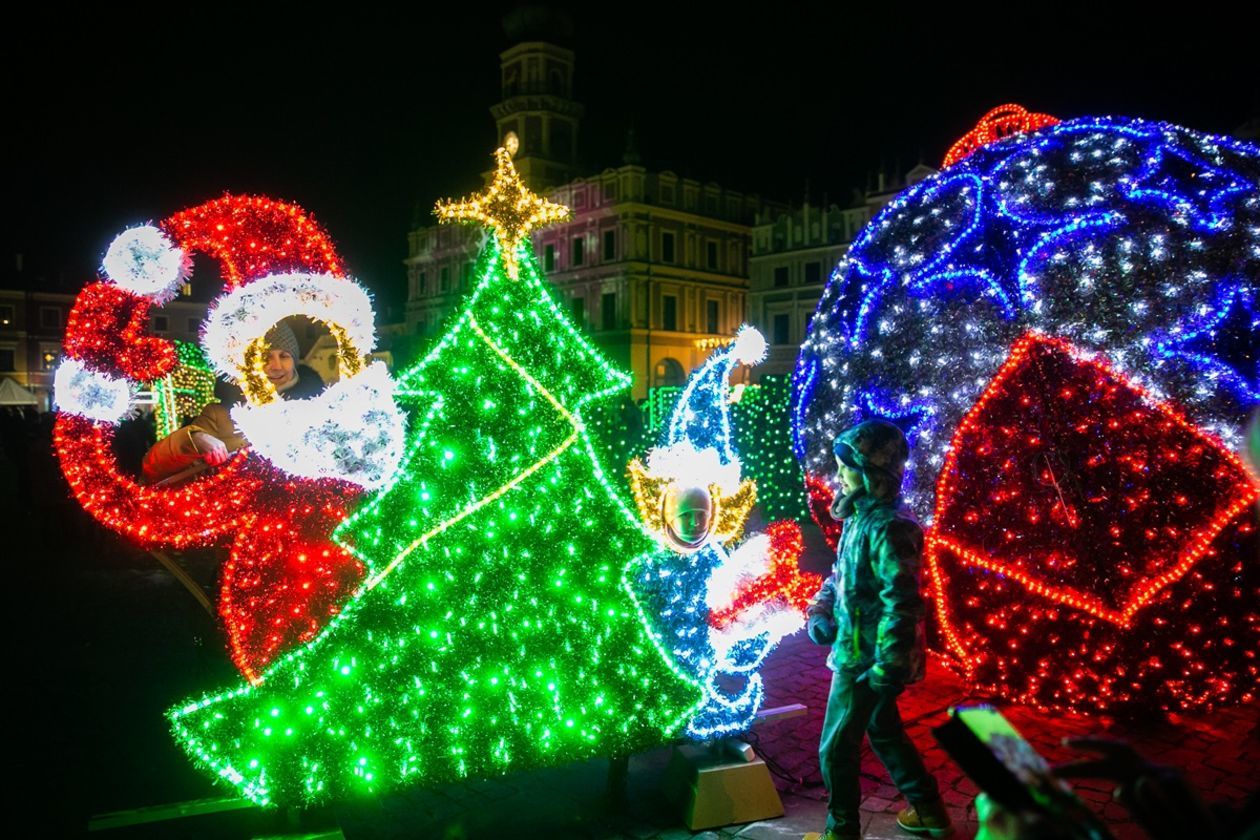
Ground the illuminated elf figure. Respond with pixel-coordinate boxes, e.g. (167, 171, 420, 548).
(628, 326, 819, 738)
(169, 140, 704, 806)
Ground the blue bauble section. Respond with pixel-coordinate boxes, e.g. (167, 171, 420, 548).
(793, 117, 1259, 522)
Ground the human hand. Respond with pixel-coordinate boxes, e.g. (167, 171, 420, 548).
(807, 613, 837, 646)
(867, 669, 903, 698)
(1053, 737, 1215, 840)
(191, 431, 230, 466)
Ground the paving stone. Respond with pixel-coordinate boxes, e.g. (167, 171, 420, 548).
(1075, 786, 1112, 803)
(871, 784, 900, 800)
(953, 778, 979, 798)
(1203, 755, 1253, 775)
(649, 830, 696, 840)
(860, 795, 893, 813)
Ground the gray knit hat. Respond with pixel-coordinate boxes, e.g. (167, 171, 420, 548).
(264, 321, 300, 358)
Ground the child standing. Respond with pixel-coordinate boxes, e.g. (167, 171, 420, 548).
(807, 419, 953, 839)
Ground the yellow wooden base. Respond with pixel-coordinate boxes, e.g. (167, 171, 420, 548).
(664, 743, 785, 830)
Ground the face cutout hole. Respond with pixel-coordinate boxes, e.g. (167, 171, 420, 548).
(662, 483, 714, 552)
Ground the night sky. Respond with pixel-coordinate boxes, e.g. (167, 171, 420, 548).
(11, 5, 1257, 314)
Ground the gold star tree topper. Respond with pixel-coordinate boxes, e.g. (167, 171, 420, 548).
(434, 133, 571, 280)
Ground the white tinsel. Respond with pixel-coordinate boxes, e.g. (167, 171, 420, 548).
(101, 225, 189, 303)
(54, 359, 132, 422)
(230, 362, 406, 489)
(202, 273, 377, 379)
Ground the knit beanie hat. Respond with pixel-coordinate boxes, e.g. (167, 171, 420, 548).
(264, 321, 300, 358)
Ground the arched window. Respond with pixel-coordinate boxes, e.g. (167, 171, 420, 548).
(654, 357, 685, 387)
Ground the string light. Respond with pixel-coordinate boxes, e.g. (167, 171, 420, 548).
(53, 357, 133, 422)
(708, 521, 819, 633)
(793, 114, 1258, 716)
(925, 332, 1258, 714)
(149, 341, 217, 439)
(942, 104, 1060, 168)
(201, 272, 374, 404)
(62, 282, 177, 382)
(796, 115, 1257, 535)
(162, 194, 345, 288)
(168, 164, 704, 806)
(626, 327, 817, 738)
(435, 144, 571, 280)
(728, 375, 810, 522)
(54, 195, 373, 682)
(101, 224, 190, 302)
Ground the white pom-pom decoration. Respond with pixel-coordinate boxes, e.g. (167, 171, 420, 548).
(730, 324, 767, 366)
(54, 358, 132, 423)
(230, 362, 406, 489)
(101, 225, 187, 302)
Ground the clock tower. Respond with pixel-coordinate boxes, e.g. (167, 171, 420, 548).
(490, 39, 584, 190)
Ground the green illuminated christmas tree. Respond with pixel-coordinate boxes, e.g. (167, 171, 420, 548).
(169, 143, 702, 806)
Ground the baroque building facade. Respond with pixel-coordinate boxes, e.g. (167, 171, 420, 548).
(403, 40, 783, 401)
(747, 165, 937, 378)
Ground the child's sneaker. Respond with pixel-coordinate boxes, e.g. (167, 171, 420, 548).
(896, 800, 955, 837)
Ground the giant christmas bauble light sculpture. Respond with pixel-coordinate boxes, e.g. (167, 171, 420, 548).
(168, 144, 704, 806)
(793, 113, 1259, 716)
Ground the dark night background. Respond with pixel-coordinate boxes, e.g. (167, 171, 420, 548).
(3, 6, 1258, 835)
(9, 4, 1258, 312)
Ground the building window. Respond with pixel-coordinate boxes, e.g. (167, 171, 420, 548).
(661, 232, 675, 264)
(773, 313, 791, 345)
(419, 272, 427, 295)
(773, 266, 789, 288)
(603, 229, 616, 261)
(0, 305, 13, 326)
(41, 345, 60, 371)
(662, 294, 677, 331)
(440, 267, 450, 292)
(153, 315, 169, 333)
(805, 261, 822, 285)
(544, 244, 555, 272)
(706, 300, 719, 334)
(660, 185, 675, 205)
(707, 241, 718, 271)
(553, 121, 573, 159)
(0, 347, 15, 371)
(602, 292, 617, 330)
(572, 236, 585, 267)
(187, 318, 200, 334)
(462, 262, 474, 288)
(654, 357, 685, 386)
(571, 297, 585, 326)
(40, 306, 61, 329)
